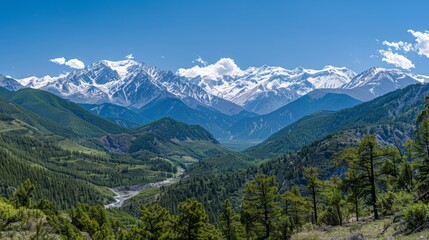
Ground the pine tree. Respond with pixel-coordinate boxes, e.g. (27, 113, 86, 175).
(341, 134, 382, 220)
(243, 173, 278, 239)
(282, 186, 306, 229)
(131, 204, 173, 240)
(219, 199, 243, 240)
(176, 199, 212, 240)
(240, 204, 256, 240)
(413, 95, 429, 194)
(304, 167, 320, 224)
(320, 175, 345, 226)
(343, 167, 365, 221)
(11, 179, 34, 208)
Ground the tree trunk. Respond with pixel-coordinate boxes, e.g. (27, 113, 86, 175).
(355, 195, 359, 221)
(312, 186, 317, 224)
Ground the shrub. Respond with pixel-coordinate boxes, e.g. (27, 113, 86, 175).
(403, 202, 429, 231)
(378, 191, 413, 216)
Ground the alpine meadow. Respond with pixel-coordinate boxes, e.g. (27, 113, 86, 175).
(2, 1, 429, 239)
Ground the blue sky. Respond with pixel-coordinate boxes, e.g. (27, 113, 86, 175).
(1, 0, 429, 78)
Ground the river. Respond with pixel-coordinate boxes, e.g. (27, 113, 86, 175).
(104, 177, 178, 208)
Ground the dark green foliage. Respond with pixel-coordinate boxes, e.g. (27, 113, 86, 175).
(411, 95, 429, 193)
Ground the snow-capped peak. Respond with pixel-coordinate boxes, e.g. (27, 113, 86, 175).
(99, 59, 141, 79)
(341, 67, 419, 89)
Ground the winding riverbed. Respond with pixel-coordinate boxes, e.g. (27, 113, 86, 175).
(105, 177, 178, 208)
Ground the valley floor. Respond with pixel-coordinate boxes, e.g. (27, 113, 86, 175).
(292, 217, 429, 240)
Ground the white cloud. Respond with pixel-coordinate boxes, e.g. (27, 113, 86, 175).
(192, 57, 208, 66)
(408, 29, 429, 58)
(379, 49, 415, 70)
(49, 57, 85, 69)
(382, 40, 413, 52)
(49, 57, 66, 65)
(177, 58, 243, 79)
(125, 54, 134, 60)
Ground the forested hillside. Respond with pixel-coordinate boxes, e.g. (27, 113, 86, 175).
(245, 83, 428, 158)
(0, 88, 232, 211)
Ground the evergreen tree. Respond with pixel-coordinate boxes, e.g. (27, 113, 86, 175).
(320, 175, 345, 226)
(304, 167, 320, 224)
(219, 199, 243, 240)
(240, 204, 256, 240)
(243, 173, 278, 239)
(413, 95, 429, 194)
(11, 179, 34, 208)
(343, 167, 365, 221)
(131, 204, 173, 240)
(176, 199, 216, 240)
(282, 186, 306, 229)
(341, 134, 382, 220)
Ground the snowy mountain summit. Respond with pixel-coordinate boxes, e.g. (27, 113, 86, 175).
(340, 67, 426, 101)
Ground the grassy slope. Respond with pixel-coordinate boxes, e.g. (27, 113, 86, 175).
(6, 88, 128, 137)
(292, 217, 429, 240)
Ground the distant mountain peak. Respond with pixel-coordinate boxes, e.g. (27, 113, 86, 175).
(0, 74, 24, 91)
(97, 59, 148, 80)
(338, 67, 425, 101)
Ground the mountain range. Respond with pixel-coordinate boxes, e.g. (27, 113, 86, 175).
(18, 60, 243, 115)
(2, 59, 428, 146)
